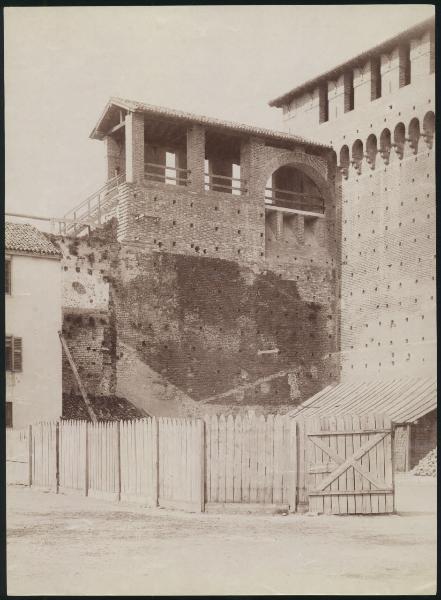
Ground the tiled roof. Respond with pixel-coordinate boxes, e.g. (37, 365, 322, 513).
(5, 222, 62, 257)
(287, 377, 437, 424)
(90, 96, 331, 149)
(269, 16, 435, 107)
(62, 394, 149, 421)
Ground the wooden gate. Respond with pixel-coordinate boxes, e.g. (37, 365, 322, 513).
(304, 413, 394, 514)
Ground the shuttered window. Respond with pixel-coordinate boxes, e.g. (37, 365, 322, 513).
(5, 258, 11, 294)
(5, 402, 13, 428)
(5, 336, 22, 372)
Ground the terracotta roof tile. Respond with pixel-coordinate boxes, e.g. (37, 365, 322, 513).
(5, 222, 62, 257)
(90, 96, 331, 149)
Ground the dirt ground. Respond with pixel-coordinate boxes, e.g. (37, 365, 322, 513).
(7, 474, 436, 596)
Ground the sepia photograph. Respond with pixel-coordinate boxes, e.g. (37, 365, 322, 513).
(4, 4, 436, 595)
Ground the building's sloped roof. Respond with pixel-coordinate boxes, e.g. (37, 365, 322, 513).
(269, 16, 435, 107)
(5, 222, 62, 257)
(288, 377, 437, 424)
(62, 394, 150, 421)
(90, 96, 331, 149)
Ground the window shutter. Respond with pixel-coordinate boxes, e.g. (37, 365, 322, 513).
(5, 336, 12, 371)
(13, 337, 23, 372)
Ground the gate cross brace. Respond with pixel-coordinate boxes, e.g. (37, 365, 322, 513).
(310, 433, 388, 491)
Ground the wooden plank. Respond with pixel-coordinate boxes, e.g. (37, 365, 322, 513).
(204, 416, 211, 504)
(226, 415, 235, 503)
(308, 429, 391, 435)
(328, 416, 339, 514)
(272, 415, 283, 505)
(249, 413, 259, 503)
(351, 414, 362, 514)
(210, 416, 219, 502)
(153, 418, 159, 506)
(305, 418, 316, 513)
(288, 419, 297, 512)
(296, 418, 307, 510)
(367, 414, 379, 514)
(320, 417, 332, 515)
(360, 414, 371, 514)
(241, 413, 250, 503)
(58, 332, 97, 423)
(281, 418, 290, 506)
(218, 415, 226, 503)
(313, 416, 324, 513)
(233, 415, 242, 503)
(199, 419, 205, 512)
(116, 421, 121, 501)
(384, 415, 394, 513)
(336, 415, 348, 514)
(344, 414, 355, 514)
(84, 422, 89, 496)
(375, 414, 386, 513)
(264, 415, 274, 505)
(309, 489, 393, 496)
(257, 415, 266, 503)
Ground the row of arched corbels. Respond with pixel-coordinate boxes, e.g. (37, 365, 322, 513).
(338, 110, 435, 178)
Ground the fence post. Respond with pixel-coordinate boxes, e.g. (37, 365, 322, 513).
(199, 419, 205, 513)
(84, 422, 89, 497)
(153, 417, 159, 507)
(28, 424, 33, 487)
(55, 421, 60, 494)
(117, 421, 121, 502)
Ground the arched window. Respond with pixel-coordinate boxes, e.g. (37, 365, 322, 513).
(351, 139, 363, 173)
(379, 128, 391, 164)
(266, 165, 323, 214)
(366, 134, 378, 168)
(393, 122, 405, 159)
(422, 111, 435, 149)
(408, 118, 420, 154)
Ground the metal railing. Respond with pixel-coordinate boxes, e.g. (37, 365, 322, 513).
(265, 187, 324, 214)
(144, 162, 191, 186)
(62, 174, 125, 236)
(204, 172, 247, 195)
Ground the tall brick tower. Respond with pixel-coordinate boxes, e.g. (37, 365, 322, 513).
(269, 17, 436, 382)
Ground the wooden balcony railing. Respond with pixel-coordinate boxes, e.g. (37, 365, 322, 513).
(265, 187, 324, 214)
(144, 162, 191, 186)
(62, 174, 125, 236)
(204, 172, 247, 195)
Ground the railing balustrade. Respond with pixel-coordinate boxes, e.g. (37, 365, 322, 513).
(204, 172, 247, 195)
(62, 174, 125, 236)
(144, 162, 191, 186)
(265, 187, 324, 214)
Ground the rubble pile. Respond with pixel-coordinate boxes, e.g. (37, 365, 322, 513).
(412, 448, 437, 476)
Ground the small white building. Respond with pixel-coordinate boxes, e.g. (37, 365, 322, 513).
(5, 222, 62, 428)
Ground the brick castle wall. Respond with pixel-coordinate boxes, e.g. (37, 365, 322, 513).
(338, 137, 436, 380)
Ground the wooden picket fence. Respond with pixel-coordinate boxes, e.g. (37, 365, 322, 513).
(204, 414, 296, 511)
(7, 411, 395, 515)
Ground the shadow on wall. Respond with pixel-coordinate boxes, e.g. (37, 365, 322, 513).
(113, 252, 338, 410)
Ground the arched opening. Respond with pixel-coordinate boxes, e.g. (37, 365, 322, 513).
(339, 145, 350, 179)
(379, 128, 391, 164)
(265, 165, 324, 214)
(351, 139, 363, 172)
(393, 122, 405, 159)
(408, 118, 420, 154)
(366, 134, 378, 168)
(422, 111, 435, 149)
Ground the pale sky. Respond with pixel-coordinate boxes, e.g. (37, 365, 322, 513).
(5, 5, 434, 222)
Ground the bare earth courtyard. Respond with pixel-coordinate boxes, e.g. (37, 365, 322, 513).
(7, 474, 436, 596)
